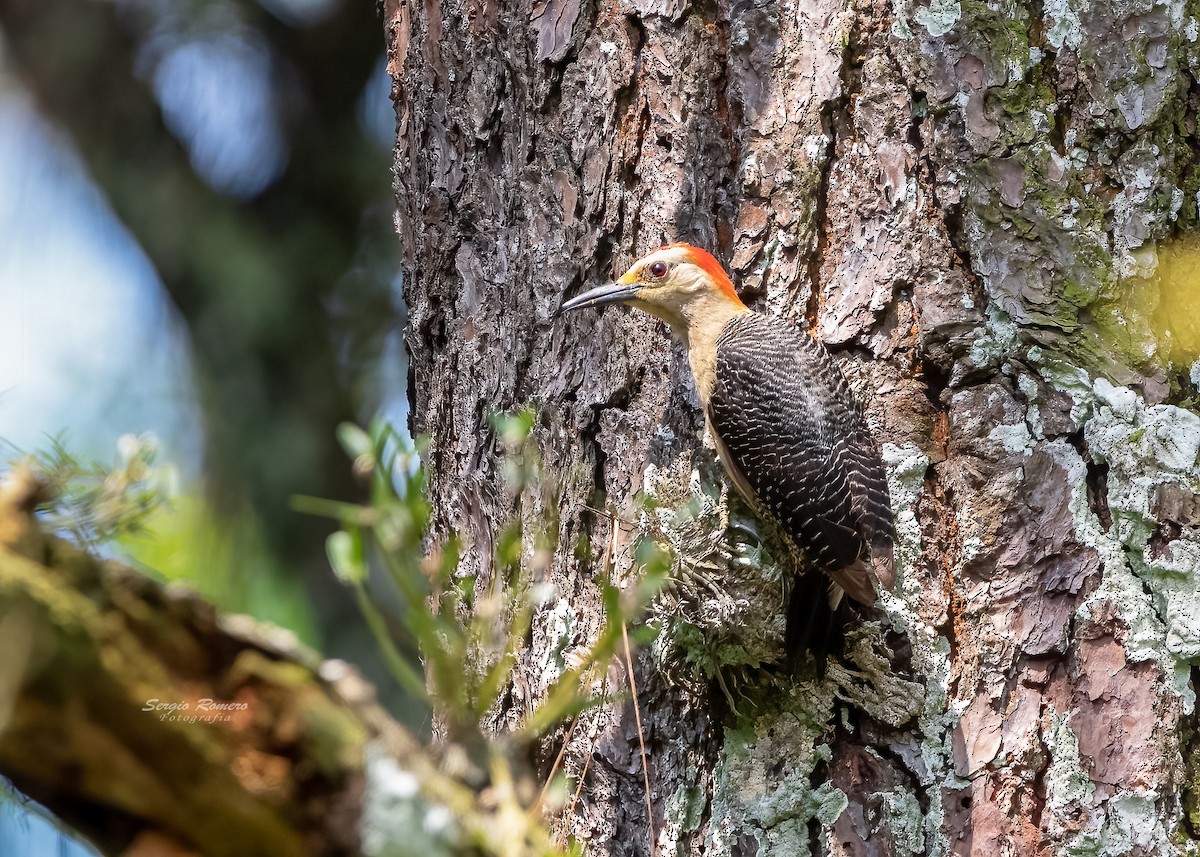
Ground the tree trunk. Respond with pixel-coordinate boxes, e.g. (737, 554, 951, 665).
(388, 0, 1200, 852)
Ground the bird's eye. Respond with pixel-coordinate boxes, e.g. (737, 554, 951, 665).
(647, 261, 669, 279)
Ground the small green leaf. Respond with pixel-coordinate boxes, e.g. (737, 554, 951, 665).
(336, 422, 375, 460)
(326, 530, 365, 584)
(628, 621, 661, 646)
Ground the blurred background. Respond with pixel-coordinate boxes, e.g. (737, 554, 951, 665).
(0, 0, 406, 851)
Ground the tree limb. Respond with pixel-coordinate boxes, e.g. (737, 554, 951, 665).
(0, 469, 451, 857)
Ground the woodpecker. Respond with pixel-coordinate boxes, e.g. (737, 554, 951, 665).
(561, 243, 894, 653)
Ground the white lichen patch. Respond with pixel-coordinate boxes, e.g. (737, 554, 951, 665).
(1086, 378, 1200, 558)
(881, 442, 959, 857)
(1113, 144, 1175, 275)
(1094, 388, 1200, 477)
(1030, 350, 1095, 427)
(1144, 539, 1200, 666)
(1043, 432, 1164, 662)
(988, 421, 1034, 454)
(1033, 366, 1200, 850)
(1043, 708, 1096, 838)
(967, 303, 1019, 374)
(707, 682, 843, 857)
(1017, 372, 1046, 439)
(1043, 0, 1084, 48)
(1065, 792, 1169, 857)
(657, 780, 707, 856)
(1031, 373, 1200, 685)
(891, 12, 915, 39)
(914, 0, 962, 37)
(537, 594, 578, 689)
(361, 743, 458, 857)
(882, 442, 930, 598)
(877, 789, 926, 856)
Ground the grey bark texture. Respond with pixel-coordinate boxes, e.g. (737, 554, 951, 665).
(387, 0, 1200, 852)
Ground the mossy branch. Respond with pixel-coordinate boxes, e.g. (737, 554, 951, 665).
(0, 464, 561, 857)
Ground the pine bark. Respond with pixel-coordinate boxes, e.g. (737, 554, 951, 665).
(388, 0, 1200, 853)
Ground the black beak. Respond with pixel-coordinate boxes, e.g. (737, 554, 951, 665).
(557, 281, 641, 316)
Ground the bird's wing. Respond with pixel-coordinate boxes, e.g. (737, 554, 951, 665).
(844, 424, 896, 591)
(707, 313, 893, 603)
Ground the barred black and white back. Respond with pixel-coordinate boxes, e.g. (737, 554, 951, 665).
(705, 312, 895, 651)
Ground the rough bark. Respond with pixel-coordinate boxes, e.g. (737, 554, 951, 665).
(390, 0, 1200, 854)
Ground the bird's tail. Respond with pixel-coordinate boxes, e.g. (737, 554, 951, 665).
(785, 574, 854, 672)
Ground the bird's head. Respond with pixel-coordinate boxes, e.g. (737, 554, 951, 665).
(559, 244, 746, 330)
